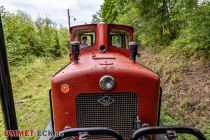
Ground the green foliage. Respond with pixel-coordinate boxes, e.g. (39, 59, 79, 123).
(0, 6, 6, 17)
(160, 110, 178, 125)
(101, 0, 120, 23)
(173, 3, 210, 58)
(1, 10, 69, 66)
(91, 10, 101, 23)
(58, 26, 70, 53)
(101, 0, 210, 58)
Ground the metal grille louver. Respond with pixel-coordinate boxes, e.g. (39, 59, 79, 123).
(76, 93, 138, 138)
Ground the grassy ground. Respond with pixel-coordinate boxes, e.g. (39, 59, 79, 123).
(139, 47, 210, 139)
(0, 56, 69, 140)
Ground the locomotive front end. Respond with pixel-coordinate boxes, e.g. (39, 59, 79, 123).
(51, 23, 161, 139)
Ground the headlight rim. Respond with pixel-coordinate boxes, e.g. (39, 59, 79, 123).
(99, 75, 115, 91)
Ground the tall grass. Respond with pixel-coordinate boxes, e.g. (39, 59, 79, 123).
(0, 56, 69, 140)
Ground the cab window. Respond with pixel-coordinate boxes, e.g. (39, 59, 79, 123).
(109, 29, 130, 49)
(74, 29, 96, 49)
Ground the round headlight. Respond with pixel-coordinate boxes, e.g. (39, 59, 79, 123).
(99, 75, 115, 90)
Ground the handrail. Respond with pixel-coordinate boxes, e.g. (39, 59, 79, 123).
(50, 127, 124, 140)
(131, 127, 206, 140)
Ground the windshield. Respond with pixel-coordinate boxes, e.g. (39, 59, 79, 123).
(74, 28, 96, 49)
(109, 29, 130, 49)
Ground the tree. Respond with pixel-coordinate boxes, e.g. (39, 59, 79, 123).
(91, 10, 101, 23)
(173, 2, 210, 57)
(101, 0, 119, 23)
(2, 10, 68, 66)
(0, 6, 6, 17)
(100, 0, 210, 57)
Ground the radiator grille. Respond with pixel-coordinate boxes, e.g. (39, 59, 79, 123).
(76, 93, 138, 138)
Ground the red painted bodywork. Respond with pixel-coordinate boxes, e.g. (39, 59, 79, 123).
(51, 23, 160, 138)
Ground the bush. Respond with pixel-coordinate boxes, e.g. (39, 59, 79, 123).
(1, 10, 69, 66)
(172, 4, 210, 58)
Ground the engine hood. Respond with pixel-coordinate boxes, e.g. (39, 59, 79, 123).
(53, 51, 159, 84)
(51, 52, 161, 132)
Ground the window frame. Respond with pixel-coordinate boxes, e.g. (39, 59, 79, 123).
(73, 28, 97, 48)
(109, 29, 131, 49)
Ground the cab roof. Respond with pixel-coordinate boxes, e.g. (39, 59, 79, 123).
(70, 22, 134, 33)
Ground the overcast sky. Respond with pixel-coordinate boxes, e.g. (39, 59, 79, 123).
(1, 0, 104, 27)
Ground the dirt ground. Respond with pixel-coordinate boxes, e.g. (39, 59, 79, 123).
(138, 48, 210, 130)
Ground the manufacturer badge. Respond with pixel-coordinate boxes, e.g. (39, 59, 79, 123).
(98, 96, 115, 106)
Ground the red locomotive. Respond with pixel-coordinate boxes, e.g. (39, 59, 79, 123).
(51, 22, 160, 138)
